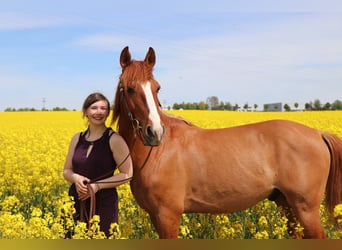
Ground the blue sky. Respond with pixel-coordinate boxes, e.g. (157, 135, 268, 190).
(0, 0, 341, 111)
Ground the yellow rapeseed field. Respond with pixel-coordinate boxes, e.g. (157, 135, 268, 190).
(0, 110, 341, 239)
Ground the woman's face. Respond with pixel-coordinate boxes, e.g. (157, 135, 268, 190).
(85, 100, 109, 125)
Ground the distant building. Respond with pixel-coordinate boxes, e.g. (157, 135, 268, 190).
(264, 102, 282, 112)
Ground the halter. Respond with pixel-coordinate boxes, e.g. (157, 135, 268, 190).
(118, 81, 154, 171)
(120, 84, 144, 140)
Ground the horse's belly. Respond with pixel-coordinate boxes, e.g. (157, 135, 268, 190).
(183, 152, 275, 213)
(184, 188, 271, 214)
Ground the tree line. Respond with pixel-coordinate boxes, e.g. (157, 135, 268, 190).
(4, 98, 342, 112)
(172, 97, 342, 111)
(4, 107, 71, 112)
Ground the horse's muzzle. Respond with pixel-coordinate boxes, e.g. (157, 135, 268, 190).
(143, 124, 166, 146)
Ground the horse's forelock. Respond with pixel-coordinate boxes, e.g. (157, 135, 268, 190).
(121, 60, 154, 85)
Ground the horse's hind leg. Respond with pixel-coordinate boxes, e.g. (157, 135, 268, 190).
(281, 193, 326, 239)
(291, 202, 326, 239)
(274, 193, 303, 238)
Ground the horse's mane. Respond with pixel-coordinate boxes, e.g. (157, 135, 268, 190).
(112, 83, 122, 126)
(164, 112, 194, 127)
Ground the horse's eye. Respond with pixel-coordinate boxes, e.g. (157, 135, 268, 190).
(156, 87, 161, 93)
(127, 87, 135, 94)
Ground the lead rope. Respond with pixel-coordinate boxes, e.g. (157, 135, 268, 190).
(81, 145, 153, 229)
(80, 143, 134, 228)
(80, 151, 129, 227)
(80, 89, 154, 228)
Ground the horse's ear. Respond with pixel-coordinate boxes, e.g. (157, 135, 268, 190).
(144, 47, 156, 67)
(120, 46, 131, 69)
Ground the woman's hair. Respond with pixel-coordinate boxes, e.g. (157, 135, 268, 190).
(82, 92, 110, 117)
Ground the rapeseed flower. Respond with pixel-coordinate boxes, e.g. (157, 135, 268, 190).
(0, 111, 341, 238)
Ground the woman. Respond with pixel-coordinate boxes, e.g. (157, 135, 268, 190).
(63, 92, 133, 237)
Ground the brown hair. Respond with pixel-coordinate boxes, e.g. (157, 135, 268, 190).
(82, 92, 110, 117)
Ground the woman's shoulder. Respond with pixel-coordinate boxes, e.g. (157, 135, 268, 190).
(108, 129, 121, 141)
(66, 132, 82, 152)
(108, 130, 127, 147)
(70, 132, 83, 144)
(72, 131, 83, 139)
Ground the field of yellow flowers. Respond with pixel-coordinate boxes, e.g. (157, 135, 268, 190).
(0, 110, 341, 239)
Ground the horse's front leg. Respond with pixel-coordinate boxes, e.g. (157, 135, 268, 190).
(149, 207, 182, 239)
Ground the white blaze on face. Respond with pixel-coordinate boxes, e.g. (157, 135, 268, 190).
(141, 81, 163, 139)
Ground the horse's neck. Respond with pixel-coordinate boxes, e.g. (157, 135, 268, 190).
(118, 112, 189, 162)
(119, 125, 154, 171)
(118, 121, 136, 149)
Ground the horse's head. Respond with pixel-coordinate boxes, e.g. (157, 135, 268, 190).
(113, 46, 165, 146)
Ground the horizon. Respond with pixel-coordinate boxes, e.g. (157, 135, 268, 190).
(3, 97, 341, 112)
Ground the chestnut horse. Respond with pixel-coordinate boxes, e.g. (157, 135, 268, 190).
(112, 46, 342, 239)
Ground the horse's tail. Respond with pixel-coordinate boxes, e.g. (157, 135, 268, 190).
(322, 133, 342, 221)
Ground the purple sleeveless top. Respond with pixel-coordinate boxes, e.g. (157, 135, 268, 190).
(72, 127, 117, 180)
(68, 127, 118, 235)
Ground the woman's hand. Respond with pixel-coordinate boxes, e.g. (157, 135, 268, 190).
(75, 176, 100, 201)
(73, 174, 90, 200)
(79, 183, 100, 201)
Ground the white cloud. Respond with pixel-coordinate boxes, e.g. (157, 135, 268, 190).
(75, 34, 138, 51)
(74, 33, 164, 58)
(0, 12, 71, 30)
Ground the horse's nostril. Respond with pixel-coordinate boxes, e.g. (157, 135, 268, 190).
(146, 126, 154, 138)
(143, 125, 165, 146)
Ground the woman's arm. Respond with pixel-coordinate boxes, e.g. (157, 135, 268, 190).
(63, 133, 90, 198)
(91, 133, 133, 191)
